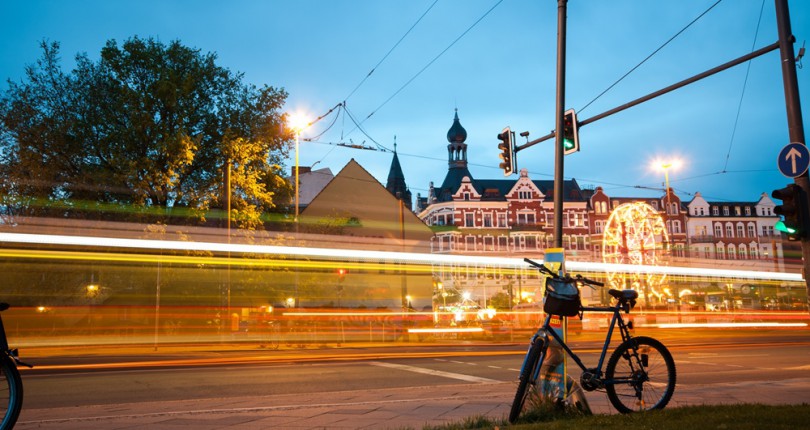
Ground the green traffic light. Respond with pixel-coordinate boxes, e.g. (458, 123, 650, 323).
(563, 138, 575, 150)
(775, 220, 797, 234)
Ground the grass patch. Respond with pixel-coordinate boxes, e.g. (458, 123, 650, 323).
(416, 403, 810, 430)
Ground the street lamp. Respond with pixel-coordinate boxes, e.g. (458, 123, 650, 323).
(287, 112, 311, 223)
(653, 159, 682, 216)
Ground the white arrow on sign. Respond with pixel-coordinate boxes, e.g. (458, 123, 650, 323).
(786, 147, 803, 174)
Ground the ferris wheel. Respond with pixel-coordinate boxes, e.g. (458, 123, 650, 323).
(602, 202, 669, 303)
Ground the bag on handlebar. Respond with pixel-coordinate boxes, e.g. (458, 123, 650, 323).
(543, 278, 581, 317)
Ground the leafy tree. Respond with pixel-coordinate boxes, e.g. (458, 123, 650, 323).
(0, 37, 293, 229)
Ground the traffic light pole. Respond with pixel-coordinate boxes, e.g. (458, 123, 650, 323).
(553, 0, 568, 248)
(774, 0, 809, 300)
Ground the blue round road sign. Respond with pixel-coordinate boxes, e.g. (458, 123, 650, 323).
(777, 142, 810, 178)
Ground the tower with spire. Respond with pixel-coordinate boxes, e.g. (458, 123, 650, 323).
(436, 109, 473, 202)
(386, 139, 412, 211)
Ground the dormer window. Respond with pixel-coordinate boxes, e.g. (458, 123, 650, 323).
(518, 190, 532, 200)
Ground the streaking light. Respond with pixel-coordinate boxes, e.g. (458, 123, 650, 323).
(0, 232, 803, 282)
(651, 322, 808, 329)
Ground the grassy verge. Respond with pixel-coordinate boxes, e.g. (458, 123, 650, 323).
(419, 403, 810, 430)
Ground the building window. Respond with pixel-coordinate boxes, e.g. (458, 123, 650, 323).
(736, 224, 744, 237)
(465, 236, 476, 251)
(725, 224, 733, 237)
(497, 213, 506, 227)
(465, 213, 474, 227)
(484, 236, 495, 251)
(713, 206, 719, 216)
(498, 236, 508, 251)
(745, 207, 751, 216)
(483, 214, 492, 227)
(595, 220, 604, 234)
(517, 212, 536, 225)
(738, 244, 747, 259)
(464, 192, 470, 201)
(716, 245, 725, 259)
(715, 224, 723, 237)
(727, 244, 736, 259)
(723, 206, 730, 216)
(518, 190, 532, 200)
(749, 244, 758, 259)
(672, 220, 681, 234)
(735, 206, 742, 216)
(747, 224, 755, 237)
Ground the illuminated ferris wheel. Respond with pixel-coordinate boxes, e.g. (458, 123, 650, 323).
(602, 202, 669, 304)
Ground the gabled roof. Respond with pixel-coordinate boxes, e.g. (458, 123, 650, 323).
(300, 159, 432, 244)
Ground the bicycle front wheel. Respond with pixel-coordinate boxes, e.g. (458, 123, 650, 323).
(509, 337, 546, 423)
(605, 336, 675, 413)
(0, 356, 23, 430)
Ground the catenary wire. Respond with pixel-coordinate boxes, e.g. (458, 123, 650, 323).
(578, 0, 723, 114)
(721, 0, 766, 173)
(344, 0, 504, 138)
(343, 0, 440, 103)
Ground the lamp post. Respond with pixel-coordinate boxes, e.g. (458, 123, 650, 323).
(654, 159, 682, 250)
(287, 112, 310, 308)
(287, 113, 311, 223)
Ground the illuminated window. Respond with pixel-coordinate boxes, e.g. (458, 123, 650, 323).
(465, 213, 474, 227)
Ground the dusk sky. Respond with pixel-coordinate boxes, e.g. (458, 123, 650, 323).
(3, 0, 809, 205)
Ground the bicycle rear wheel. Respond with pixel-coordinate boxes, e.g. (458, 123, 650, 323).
(0, 355, 23, 430)
(509, 337, 546, 423)
(605, 336, 675, 413)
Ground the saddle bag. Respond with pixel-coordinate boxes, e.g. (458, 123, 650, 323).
(543, 278, 581, 317)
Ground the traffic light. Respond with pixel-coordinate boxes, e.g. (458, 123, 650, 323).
(497, 127, 516, 176)
(772, 183, 808, 240)
(562, 109, 580, 155)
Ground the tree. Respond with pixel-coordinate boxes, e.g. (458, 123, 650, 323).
(0, 37, 293, 229)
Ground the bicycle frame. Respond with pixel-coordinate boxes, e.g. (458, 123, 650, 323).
(525, 303, 634, 385)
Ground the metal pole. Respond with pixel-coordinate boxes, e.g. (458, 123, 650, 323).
(774, 0, 809, 302)
(516, 42, 780, 154)
(553, 0, 567, 248)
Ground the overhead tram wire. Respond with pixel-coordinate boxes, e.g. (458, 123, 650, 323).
(722, 0, 766, 173)
(578, 0, 723, 114)
(342, 0, 439, 103)
(345, 0, 504, 137)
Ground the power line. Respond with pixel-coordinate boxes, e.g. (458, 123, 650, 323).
(343, 0, 440, 103)
(347, 0, 504, 136)
(578, 0, 723, 114)
(722, 0, 766, 173)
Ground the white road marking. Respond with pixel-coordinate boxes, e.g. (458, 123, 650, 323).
(369, 361, 498, 383)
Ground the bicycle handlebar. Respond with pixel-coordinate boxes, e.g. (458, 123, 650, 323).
(523, 258, 604, 288)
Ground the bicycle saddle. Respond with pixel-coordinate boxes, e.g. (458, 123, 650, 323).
(608, 289, 638, 301)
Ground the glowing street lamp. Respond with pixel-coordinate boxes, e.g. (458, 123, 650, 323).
(653, 159, 682, 247)
(287, 112, 311, 223)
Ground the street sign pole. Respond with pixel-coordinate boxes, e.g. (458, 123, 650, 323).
(775, 0, 809, 301)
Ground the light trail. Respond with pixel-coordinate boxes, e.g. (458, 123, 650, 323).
(650, 322, 808, 329)
(0, 231, 803, 282)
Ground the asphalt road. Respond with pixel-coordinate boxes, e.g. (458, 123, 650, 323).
(17, 329, 810, 412)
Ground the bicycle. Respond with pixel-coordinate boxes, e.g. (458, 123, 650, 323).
(509, 258, 676, 423)
(0, 303, 32, 429)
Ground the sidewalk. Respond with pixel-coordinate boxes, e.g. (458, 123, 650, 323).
(16, 376, 810, 429)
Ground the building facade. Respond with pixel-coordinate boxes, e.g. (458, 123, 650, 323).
(416, 111, 786, 270)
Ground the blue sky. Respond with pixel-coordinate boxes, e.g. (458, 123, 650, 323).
(2, 0, 809, 204)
